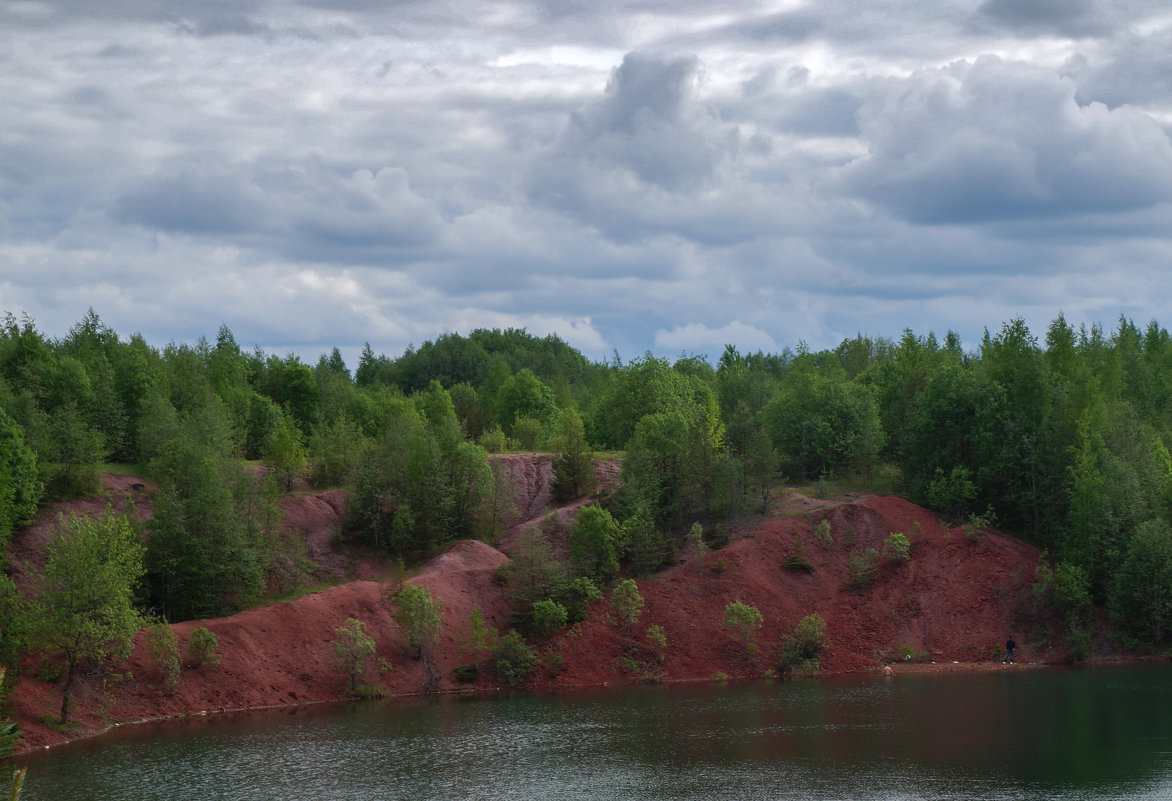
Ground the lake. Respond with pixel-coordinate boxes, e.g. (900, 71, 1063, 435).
(21, 664, 1172, 800)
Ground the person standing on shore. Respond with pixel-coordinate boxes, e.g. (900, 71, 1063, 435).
(1003, 636, 1016, 663)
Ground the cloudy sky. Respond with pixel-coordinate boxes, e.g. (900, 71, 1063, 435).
(3, 0, 1172, 366)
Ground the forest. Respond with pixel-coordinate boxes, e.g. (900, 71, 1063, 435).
(2, 308, 1172, 675)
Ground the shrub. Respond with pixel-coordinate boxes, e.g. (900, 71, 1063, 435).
(453, 664, 479, 683)
(883, 532, 911, 563)
(332, 618, 377, 694)
(479, 427, 507, 454)
(723, 601, 763, 652)
(493, 630, 539, 687)
(393, 585, 443, 660)
(646, 624, 667, 663)
(455, 607, 498, 663)
(559, 576, 601, 624)
(146, 621, 181, 694)
(778, 614, 827, 675)
(847, 548, 880, 588)
(530, 599, 568, 640)
(783, 536, 815, 572)
(609, 579, 644, 631)
(812, 518, 833, 546)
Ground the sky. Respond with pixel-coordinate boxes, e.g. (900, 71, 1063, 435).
(3, 0, 1172, 368)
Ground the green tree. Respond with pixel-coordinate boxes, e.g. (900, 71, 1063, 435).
(34, 511, 145, 724)
(529, 598, 568, 640)
(264, 408, 308, 491)
(145, 620, 181, 694)
(495, 369, 556, 436)
(146, 404, 278, 620)
(568, 505, 623, 586)
(393, 585, 443, 660)
(499, 529, 568, 620)
(777, 614, 827, 675)
(332, 617, 377, 694)
(723, 601, 763, 651)
(609, 579, 644, 632)
(0, 409, 41, 549)
(187, 627, 220, 668)
(1110, 520, 1172, 645)
(551, 408, 596, 502)
(493, 629, 539, 687)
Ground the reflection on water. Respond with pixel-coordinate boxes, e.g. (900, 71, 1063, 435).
(24, 665, 1172, 800)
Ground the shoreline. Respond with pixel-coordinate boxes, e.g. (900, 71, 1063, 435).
(17, 654, 1154, 756)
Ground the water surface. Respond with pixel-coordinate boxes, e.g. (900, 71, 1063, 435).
(23, 665, 1172, 800)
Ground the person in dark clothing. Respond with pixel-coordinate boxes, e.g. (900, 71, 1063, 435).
(1003, 637, 1016, 663)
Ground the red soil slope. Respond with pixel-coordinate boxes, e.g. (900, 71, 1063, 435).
(13, 462, 1054, 752)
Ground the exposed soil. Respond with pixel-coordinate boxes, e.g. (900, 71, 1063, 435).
(11, 460, 1094, 753)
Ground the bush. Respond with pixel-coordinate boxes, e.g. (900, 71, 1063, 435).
(332, 618, 377, 694)
(493, 629, 539, 686)
(559, 577, 601, 624)
(723, 601, 763, 651)
(609, 579, 644, 631)
(883, 532, 911, 563)
(847, 548, 880, 588)
(530, 599, 568, 640)
(645, 624, 667, 663)
(146, 621, 181, 694)
(783, 536, 814, 572)
(393, 585, 443, 660)
(778, 614, 827, 675)
(453, 664, 479, 683)
(812, 518, 832, 547)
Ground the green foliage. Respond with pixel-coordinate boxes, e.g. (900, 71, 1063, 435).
(1110, 520, 1172, 645)
(926, 466, 978, 520)
(622, 507, 673, 577)
(609, 579, 644, 631)
(762, 360, 884, 482)
(332, 617, 377, 694)
(393, 585, 443, 660)
(883, 532, 911, 563)
(782, 536, 815, 573)
(568, 504, 623, 586)
(559, 576, 601, 624)
(146, 411, 279, 621)
(145, 621, 181, 694)
(811, 518, 833, 547)
(34, 511, 145, 724)
(723, 601, 763, 651)
(847, 548, 880, 588)
(499, 529, 568, 621)
(777, 614, 827, 675)
(493, 629, 539, 687)
(347, 394, 496, 559)
(264, 409, 308, 491)
(0, 408, 41, 549)
(187, 627, 220, 668)
(455, 607, 498, 663)
(645, 624, 667, 662)
(529, 599, 568, 640)
(551, 408, 596, 502)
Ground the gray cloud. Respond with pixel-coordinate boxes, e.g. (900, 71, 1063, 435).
(844, 57, 1172, 225)
(3, 0, 1172, 364)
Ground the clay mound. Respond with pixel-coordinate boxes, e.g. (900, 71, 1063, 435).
(276, 491, 351, 581)
(401, 540, 512, 668)
(8, 474, 155, 593)
(543, 494, 1042, 687)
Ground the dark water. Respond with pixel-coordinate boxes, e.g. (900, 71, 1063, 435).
(21, 665, 1172, 800)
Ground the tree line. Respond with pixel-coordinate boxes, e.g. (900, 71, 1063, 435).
(3, 309, 1172, 649)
